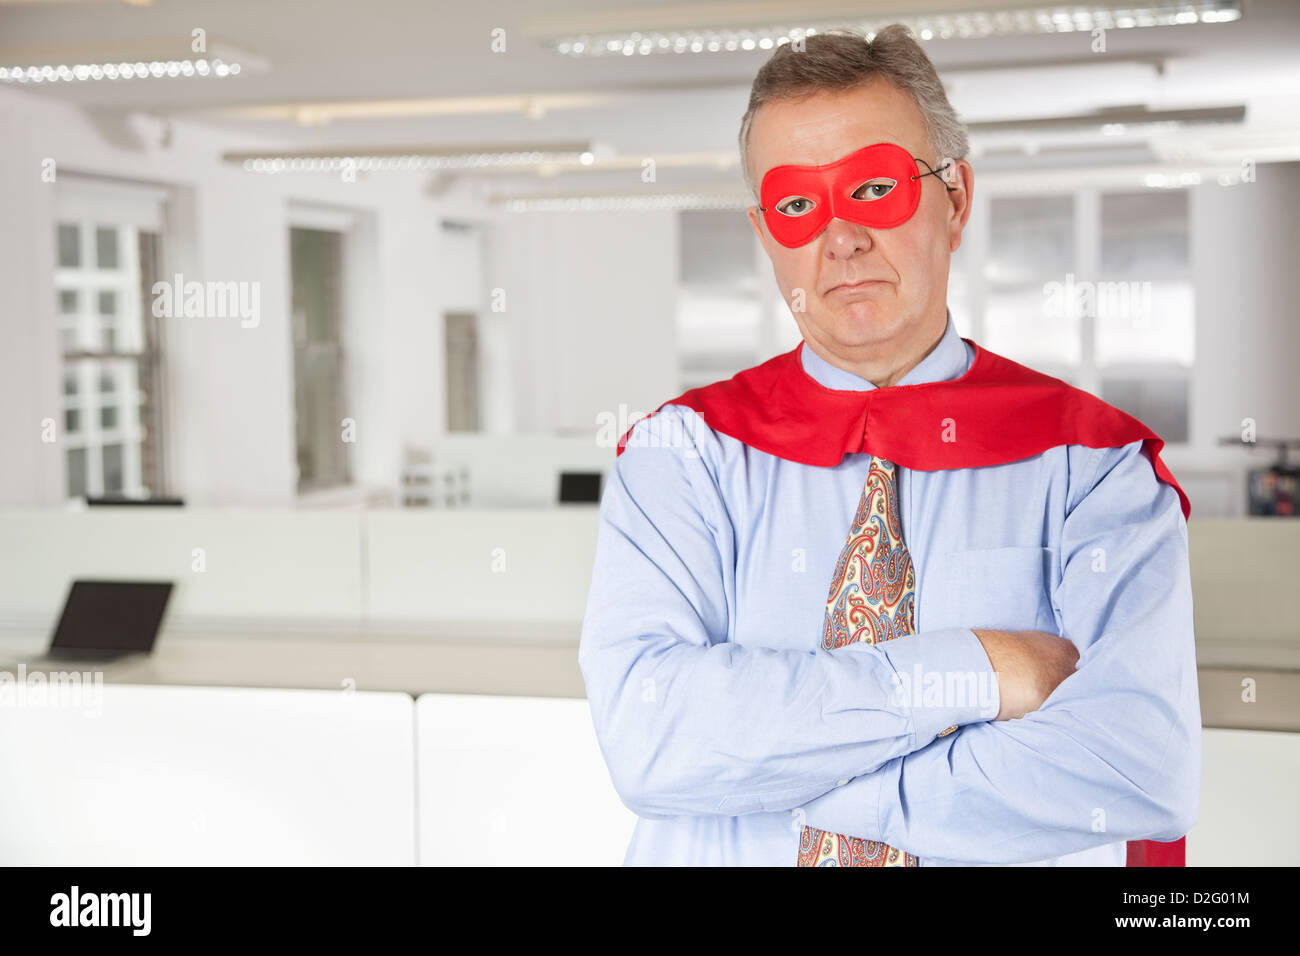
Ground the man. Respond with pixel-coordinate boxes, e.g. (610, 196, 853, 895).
(579, 26, 1200, 866)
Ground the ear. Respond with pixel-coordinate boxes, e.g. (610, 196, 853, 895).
(747, 204, 770, 253)
(946, 159, 975, 254)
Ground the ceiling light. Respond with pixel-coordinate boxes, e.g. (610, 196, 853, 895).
(0, 57, 241, 84)
(544, 1, 1242, 57)
(214, 92, 612, 124)
(228, 144, 594, 174)
(969, 104, 1246, 135)
(1144, 171, 1203, 188)
(499, 192, 750, 213)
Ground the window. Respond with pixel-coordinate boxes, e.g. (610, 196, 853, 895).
(951, 187, 1193, 442)
(1094, 191, 1193, 442)
(676, 209, 772, 390)
(984, 195, 1079, 368)
(54, 180, 169, 499)
(445, 312, 481, 433)
(290, 226, 350, 491)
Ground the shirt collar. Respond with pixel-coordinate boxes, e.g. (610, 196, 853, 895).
(798, 308, 972, 392)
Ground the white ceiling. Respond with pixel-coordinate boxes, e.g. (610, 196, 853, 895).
(2, 0, 1297, 194)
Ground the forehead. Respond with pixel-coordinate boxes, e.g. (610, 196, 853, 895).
(747, 79, 929, 179)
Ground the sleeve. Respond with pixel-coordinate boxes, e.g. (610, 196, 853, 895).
(796, 439, 1202, 863)
(578, 404, 1000, 820)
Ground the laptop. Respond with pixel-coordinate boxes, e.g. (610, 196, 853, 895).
(86, 496, 184, 507)
(23, 580, 174, 665)
(558, 471, 602, 504)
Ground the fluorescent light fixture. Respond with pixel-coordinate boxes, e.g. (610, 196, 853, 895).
(546, 1, 1243, 57)
(973, 161, 1246, 194)
(214, 92, 612, 124)
(227, 143, 594, 174)
(0, 58, 241, 83)
(0, 36, 265, 84)
(1144, 171, 1203, 187)
(497, 192, 751, 212)
(970, 104, 1246, 135)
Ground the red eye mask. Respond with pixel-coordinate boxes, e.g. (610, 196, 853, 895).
(759, 142, 942, 248)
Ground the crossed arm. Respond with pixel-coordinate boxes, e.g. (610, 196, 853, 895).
(578, 408, 1200, 861)
(798, 443, 1201, 862)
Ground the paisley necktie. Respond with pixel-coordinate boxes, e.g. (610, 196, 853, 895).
(796, 455, 955, 867)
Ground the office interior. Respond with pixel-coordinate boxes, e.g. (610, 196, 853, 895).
(0, 0, 1297, 866)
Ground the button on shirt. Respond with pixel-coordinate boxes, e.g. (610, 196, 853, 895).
(578, 313, 1201, 866)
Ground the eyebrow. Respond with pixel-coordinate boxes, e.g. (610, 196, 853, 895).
(761, 142, 911, 171)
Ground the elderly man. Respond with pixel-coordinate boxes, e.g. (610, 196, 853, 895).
(579, 26, 1199, 867)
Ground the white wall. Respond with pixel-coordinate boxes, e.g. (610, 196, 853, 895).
(0, 91, 64, 505)
(0, 87, 509, 507)
(501, 209, 679, 436)
(1189, 162, 1300, 454)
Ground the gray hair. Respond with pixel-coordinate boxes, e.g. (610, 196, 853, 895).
(738, 25, 969, 200)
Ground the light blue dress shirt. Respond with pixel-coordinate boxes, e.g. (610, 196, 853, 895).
(579, 313, 1201, 866)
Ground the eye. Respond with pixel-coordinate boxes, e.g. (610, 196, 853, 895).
(852, 178, 897, 201)
(774, 196, 816, 216)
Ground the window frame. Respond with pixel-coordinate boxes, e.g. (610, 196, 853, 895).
(956, 184, 1193, 445)
(54, 179, 169, 499)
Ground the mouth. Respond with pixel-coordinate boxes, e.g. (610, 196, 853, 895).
(827, 279, 887, 294)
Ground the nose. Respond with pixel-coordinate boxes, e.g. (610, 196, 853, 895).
(822, 216, 874, 258)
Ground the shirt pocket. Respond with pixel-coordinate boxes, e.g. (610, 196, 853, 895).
(921, 546, 1056, 633)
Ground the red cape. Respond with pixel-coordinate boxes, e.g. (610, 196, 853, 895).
(618, 337, 1190, 867)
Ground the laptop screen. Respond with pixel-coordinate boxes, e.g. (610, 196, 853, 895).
(49, 580, 174, 654)
(558, 471, 602, 504)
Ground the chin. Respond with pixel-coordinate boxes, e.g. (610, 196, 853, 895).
(815, 301, 909, 349)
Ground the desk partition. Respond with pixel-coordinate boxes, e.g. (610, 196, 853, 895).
(364, 510, 599, 626)
(0, 509, 365, 628)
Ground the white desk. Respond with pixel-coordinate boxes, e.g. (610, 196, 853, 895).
(2, 670, 1296, 866)
(0, 625, 588, 698)
(415, 694, 636, 866)
(1187, 728, 1300, 866)
(0, 683, 416, 865)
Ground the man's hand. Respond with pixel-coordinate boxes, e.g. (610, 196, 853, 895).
(972, 629, 1080, 721)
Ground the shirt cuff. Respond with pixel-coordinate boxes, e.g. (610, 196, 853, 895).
(878, 626, 1000, 747)
(797, 761, 887, 843)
